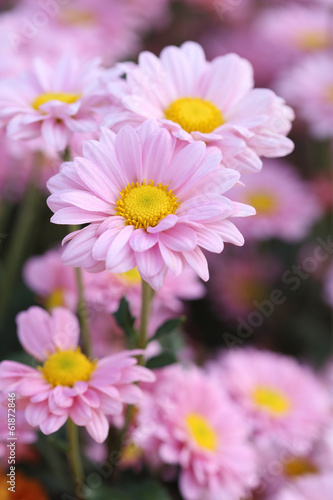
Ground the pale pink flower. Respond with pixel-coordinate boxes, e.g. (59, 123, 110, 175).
(0, 55, 109, 151)
(230, 159, 323, 242)
(209, 348, 330, 451)
(276, 474, 333, 500)
(254, 5, 332, 66)
(105, 41, 294, 174)
(135, 364, 258, 500)
(276, 53, 333, 140)
(0, 307, 155, 443)
(47, 121, 255, 290)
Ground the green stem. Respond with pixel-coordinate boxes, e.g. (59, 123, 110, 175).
(0, 167, 41, 330)
(137, 279, 154, 366)
(66, 419, 84, 488)
(75, 266, 91, 358)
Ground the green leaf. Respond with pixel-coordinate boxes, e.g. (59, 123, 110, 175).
(146, 350, 177, 369)
(149, 316, 185, 342)
(114, 297, 136, 339)
(122, 479, 172, 500)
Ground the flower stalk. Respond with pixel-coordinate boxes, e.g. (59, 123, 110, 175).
(66, 418, 84, 488)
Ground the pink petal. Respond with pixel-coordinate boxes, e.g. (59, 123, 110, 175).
(85, 410, 110, 443)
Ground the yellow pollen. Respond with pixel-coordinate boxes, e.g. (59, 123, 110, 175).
(284, 457, 318, 477)
(186, 413, 217, 452)
(45, 288, 64, 310)
(248, 192, 276, 215)
(164, 97, 224, 133)
(116, 267, 141, 285)
(115, 179, 180, 230)
(32, 92, 81, 111)
(253, 386, 290, 415)
(120, 443, 142, 465)
(296, 30, 331, 51)
(40, 348, 96, 387)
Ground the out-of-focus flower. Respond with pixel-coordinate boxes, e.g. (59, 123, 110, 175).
(311, 172, 333, 212)
(254, 5, 332, 64)
(209, 348, 330, 450)
(208, 249, 281, 318)
(47, 121, 254, 289)
(0, 307, 155, 443)
(105, 41, 294, 173)
(276, 53, 333, 139)
(0, 55, 109, 151)
(134, 364, 258, 500)
(230, 159, 323, 242)
(275, 474, 333, 500)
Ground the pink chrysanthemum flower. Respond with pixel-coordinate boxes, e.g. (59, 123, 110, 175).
(0, 55, 109, 151)
(47, 121, 255, 290)
(209, 348, 330, 451)
(134, 365, 258, 500)
(276, 474, 333, 500)
(230, 159, 323, 242)
(276, 53, 333, 140)
(0, 307, 154, 443)
(105, 41, 294, 173)
(254, 5, 332, 65)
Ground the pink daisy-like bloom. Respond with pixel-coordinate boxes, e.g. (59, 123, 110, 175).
(105, 41, 294, 174)
(230, 159, 323, 242)
(209, 348, 330, 451)
(276, 474, 333, 500)
(276, 53, 333, 140)
(134, 364, 258, 500)
(0, 306, 155, 443)
(0, 55, 109, 151)
(47, 120, 255, 290)
(254, 5, 332, 65)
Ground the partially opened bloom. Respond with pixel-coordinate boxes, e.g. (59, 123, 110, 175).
(105, 41, 294, 173)
(135, 365, 258, 500)
(47, 121, 255, 289)
(210, 348, 330, 450)
(0, 55, 109, 151)
(0, 307, 154, 443)
(230, 159, 322, 242)
(276, 53, 333, 139)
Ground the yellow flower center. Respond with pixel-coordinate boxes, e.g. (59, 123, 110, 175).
(253, 386, 290, 415)
(247, 192, 276, 215)
(115, 180, 180, 230)
(186, 413, 217, 452)
(41, 348, 96, 387)
(59, 8, 96, 26)
(284, 457, 318, 477)
(120, 443, 142, 465)
(32, 92, 81, 111)
(45, 288, 64, 310)
(296, 30, 331, 51)
(164, 97, 224, 133)
(116, 267, 142, 285)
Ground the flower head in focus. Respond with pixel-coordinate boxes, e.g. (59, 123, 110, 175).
(47, 120, 255, 289)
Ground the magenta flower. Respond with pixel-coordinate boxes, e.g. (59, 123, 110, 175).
(0, 55, 108, 151)
(276, 474, 333, 500)
(105, 41, 294, 173)
(0, 307, 155, 443)
(47, 121, 255, 289)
